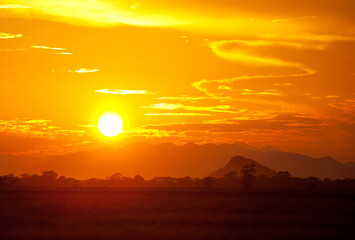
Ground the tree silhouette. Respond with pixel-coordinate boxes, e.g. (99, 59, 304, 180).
(41, 171, 58, 187)
(42, 171, 58, 179)
(131, 175, 145, 187)
(109, 173, 122, 180)
(203, 176, 217, 188)
(106, 173, 122, 187)
(277, 171, 291, 178)
(240, 164, 256, 189)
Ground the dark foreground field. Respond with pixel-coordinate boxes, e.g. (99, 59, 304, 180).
(0, 189, 354, 240)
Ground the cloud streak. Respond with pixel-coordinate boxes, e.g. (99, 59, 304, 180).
(192, 71, 315, 98)
(209, 39, 314, 68)
(241, 89, 286, 97)
(69, 68, 99, 73)
(192, 38, 319, 97)
(95, 89, 154, 95)
(0, 4, 32, 9)
(144, 113, 324, 133)
(0, 118, 94, 155)
(0, 33, 23, 39)
(145, 113, 211, 116)
(142, 103, 243, 114)
(31, 45, 66, 51)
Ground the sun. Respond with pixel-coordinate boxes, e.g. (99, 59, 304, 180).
(98, 112, 123, 137)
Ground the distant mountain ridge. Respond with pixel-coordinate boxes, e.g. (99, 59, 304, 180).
(0, 142, 354, 179)
(210, 156, 277, 178)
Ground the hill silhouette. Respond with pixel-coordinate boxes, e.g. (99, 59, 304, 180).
(210, 156, 277, 178)
(0, 142, 354, 179)
(345, 162, 355, 168)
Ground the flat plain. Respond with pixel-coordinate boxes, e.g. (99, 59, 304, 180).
(0, 189, 354, 240)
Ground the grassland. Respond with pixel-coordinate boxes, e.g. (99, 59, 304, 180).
(0, 189, 354, 240)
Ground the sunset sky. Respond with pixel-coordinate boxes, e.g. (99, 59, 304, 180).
(0, 0, 354, 162)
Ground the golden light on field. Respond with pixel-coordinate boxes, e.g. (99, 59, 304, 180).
(98, 112, 123, 137)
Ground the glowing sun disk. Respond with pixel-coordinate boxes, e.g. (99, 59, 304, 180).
(98, 112, 123, 137)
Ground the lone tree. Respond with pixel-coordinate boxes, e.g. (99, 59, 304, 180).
(240, 164, 256, 189)
(203, 176, 217, 188)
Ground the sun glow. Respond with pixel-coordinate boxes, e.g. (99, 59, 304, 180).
(98, 112, 123, 137)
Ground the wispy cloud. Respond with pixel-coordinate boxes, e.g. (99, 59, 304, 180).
(125, 127, 181, 139)
(157, 96, 206, 101)
(145, 113, 211, 116)
(142, 103, 242, 114)
(0, 33, 23, 39)
(326, 95, 340, 99)
(191, 37, 317, 97)
(77, 125, 97, 128)
(192, 29, 354, 99)
(0, 4, 32, 9)
(31, 45, 73, 55)
(328, 99, 355, 114)
(55, 52, 73, 55)
(31, 45, 66, 50)
(157, 96, 230, 101)
(0, 118, 53, 136)
(0, 118, 87, 138)
(0, 48, 26, 52)
(69, 68, 99, 73)
(241, 89, 286, 97)
(144, 112, 324, 133)
(274, 83, 293, 86)
(218, 85, 232, 90)
(192, 70, 314, 98)
(271, 16, 317, 23)
(0, 118, 93, 155)
(209, 40, 314, 68)
(95, 89, 154, 95)
(275, 34, 355, 43)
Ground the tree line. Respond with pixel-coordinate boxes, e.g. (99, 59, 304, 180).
(1, 164, 354, 190)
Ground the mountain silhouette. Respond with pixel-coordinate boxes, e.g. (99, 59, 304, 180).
(0, 142, 354, 179)
(210, 156, 277, 178)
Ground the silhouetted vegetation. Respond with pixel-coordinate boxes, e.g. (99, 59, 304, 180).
(240, 164, 256, 189)
(1, 166, 355, 190)
(203, 176, 217, 188)
(0, 164, 354, 239)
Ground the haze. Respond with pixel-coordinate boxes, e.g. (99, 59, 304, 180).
(1, 0, 354, 169)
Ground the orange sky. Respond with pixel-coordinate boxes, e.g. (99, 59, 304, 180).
(0, 0, 354, 162)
